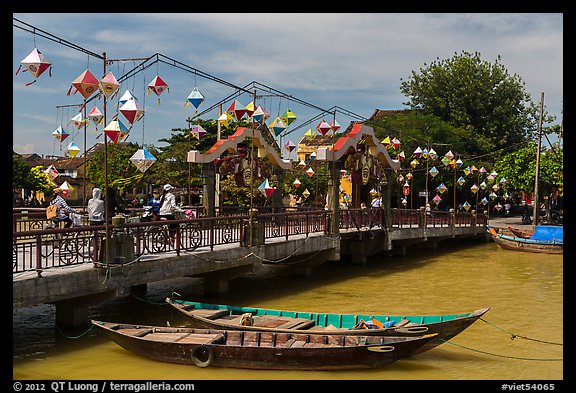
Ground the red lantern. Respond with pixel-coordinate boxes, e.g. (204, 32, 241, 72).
(403, 182, 410, 196)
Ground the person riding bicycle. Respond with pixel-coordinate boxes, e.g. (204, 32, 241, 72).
(49, 187, 77, 228)
(147, 189, 162, 221)
(158, 184, 182, 241)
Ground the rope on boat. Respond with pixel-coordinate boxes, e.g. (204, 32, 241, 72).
(479, 317, 563, 346)
(55, 323, 94, 339)
(439, 338, 562, 361)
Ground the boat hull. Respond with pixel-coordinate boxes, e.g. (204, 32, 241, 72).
(92, 321, 435, 370)
(166, 299, 489, 354)
(489, 232, 563, 254)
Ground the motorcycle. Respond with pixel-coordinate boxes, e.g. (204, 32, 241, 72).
(521, 209, 532, 225)
(140, 205, 155, 222)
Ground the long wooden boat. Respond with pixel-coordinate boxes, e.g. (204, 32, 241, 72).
(91, 320, 437, 370)
(166, 298, 489, 354)
(488, 226, 563, 254)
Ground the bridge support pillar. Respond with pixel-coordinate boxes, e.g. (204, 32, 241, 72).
(205, 278, 229, 295)
(55, 301, 88, 330)
(202, 163, 216, 217)
(424, 240, 437, 250)
(393, 245, 407, 257)
(350, 252, 368, 265)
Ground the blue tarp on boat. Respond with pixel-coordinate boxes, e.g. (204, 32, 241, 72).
(529, 225, 563, 243)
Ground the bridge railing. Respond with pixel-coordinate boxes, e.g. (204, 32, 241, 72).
(13, 208, 484, 274)
(12, 210, 330, 274)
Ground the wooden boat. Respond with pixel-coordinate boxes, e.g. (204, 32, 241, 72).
(165, 298, 489, 354)
(488, 225, 563, 254)
(91, 320, 437, 370)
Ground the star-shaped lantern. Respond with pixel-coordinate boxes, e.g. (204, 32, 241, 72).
(191, 125, 207, 140)
(269, 117, 287, 137)
(244, 101, 255, 118)
(119, 99, 145, 124)
(218, 112, 233, 128)
(71, 112, 88, 130)
(331, 120, 341, 133)
(44, 164, 59, 181)
(251, 106, 269, 123)
(68, 69, 100, 99)
(119, 90, 137, 106)
(99, 71, 120, 99)
(413, 146, 423, 158)
(129, 146, 157, 173)
(227, 100, 247, 121)
(284, 140, 296, 153)
(66, 142, 81, 158)
(87, 106, 103, 125)
(16, 48, 52, 86)
(280, 109, 297, 126)
(258, 179, 276, 198)
(316, 119, 332, 136)
(52, 126, 69, 142)
(59, 181, 73, 198)
(148, 75, 169, 97)
(103, 119, 130, 144)
(186, 87, 205, 110)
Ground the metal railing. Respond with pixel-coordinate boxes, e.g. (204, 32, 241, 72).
(13, 208, 484, 274)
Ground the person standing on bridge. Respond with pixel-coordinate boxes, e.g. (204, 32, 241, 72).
(87, 187, 105, 226)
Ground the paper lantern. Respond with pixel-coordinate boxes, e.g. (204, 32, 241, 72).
(129, 147, 157, 173)
(16, 48, 52, 85)
(186, 87, 205, 110)
(99, 71, 120, 98)
(69, 69, 100, 99)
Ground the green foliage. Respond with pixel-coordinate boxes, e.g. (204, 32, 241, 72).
(12, 154, 33, 191)
(493, 144, 563, 196)
(399, 50, 549, 158)
(29, 166, 54, 194)
(86, 142, 141, 191)
(12, 155, 53, 194)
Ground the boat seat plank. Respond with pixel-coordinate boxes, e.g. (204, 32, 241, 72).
(252, 316, 293, 328)
(276, 319, 316, 330)
(190, 309, 230, 320)
(171, 332, 225, 345)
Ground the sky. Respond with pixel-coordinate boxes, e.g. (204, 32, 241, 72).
(13, 13, 563, 160)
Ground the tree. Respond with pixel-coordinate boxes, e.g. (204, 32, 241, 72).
(399, 50, 551, 158)
(12, 155, 53, 203)
(85, 142, 142, 192)
(493, 144, 563, 198)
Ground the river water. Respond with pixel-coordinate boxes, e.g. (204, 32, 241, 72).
(13, 238, 564, 383)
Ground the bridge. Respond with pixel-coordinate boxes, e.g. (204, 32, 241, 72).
(13, 207, 487, 328)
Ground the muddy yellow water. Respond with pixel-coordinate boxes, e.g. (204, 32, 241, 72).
(13, 240, 563, 380)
